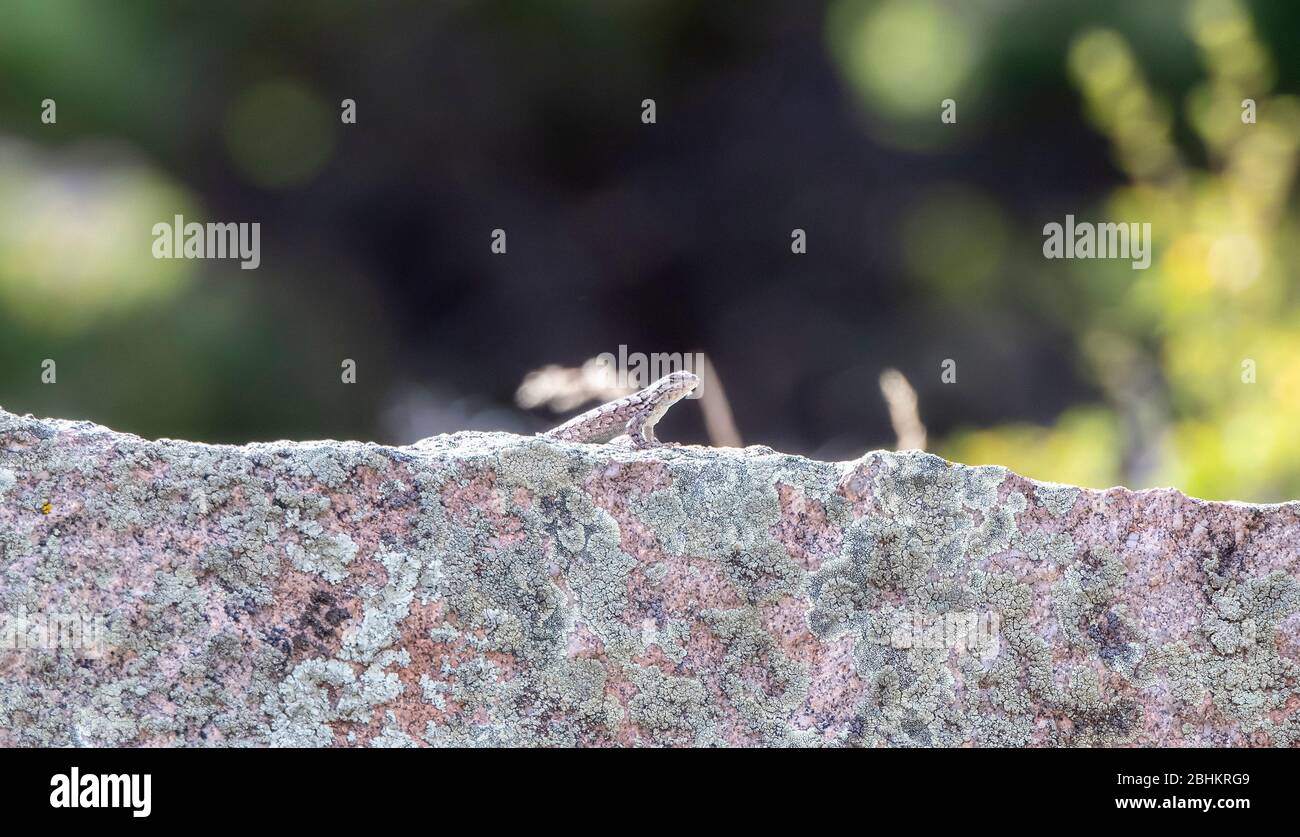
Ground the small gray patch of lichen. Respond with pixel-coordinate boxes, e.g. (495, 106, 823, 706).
(1012, 527, 1077, 564)
(702, 607, 810, 744)
(1051, 547, 1128, 649)
(0, 467, 16, 497)
(1147, 570, 1300, 731)
(264, 658, 402, 747)
(1035, 483, 1080, 517)
(970, 567, 1137, 743)
(849, 643, 964, 747)
(497, 443, 649, 659)
(418, 673, 449, 711)
(495, 438, 586, 497)
(632, 457, 800, 603)
(625, 663, 718, 746)
(968, 490, 1027, 561)
(437, 529, 568, 659)
(558, 504, 639, 654)
(531, 658, 622, 745)
(641, 616, 691, 664)
(386, 440, 636, 745)
(370, 712, 420, 748)
(808, 453, 1014, 641)
(339, 550, 421, 664)
(71, 678, 143, 745)
(644, 561, 670, 584)
(284, 505, 359, 584)
(807, 451, 1146, 746)
(141, 565, 211, 633)
(766, 457, 856, 519)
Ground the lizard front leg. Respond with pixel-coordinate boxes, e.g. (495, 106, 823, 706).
(626, 414, 658, 449)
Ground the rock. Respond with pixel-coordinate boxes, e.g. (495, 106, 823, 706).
(1, 407, 1297, 747)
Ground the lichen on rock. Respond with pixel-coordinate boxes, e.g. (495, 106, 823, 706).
(1, 407, 1298, 747)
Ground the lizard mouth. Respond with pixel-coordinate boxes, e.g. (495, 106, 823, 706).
(668, 378, 699, 399)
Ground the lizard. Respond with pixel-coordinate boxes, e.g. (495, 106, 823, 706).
(539, 371, 699, 448)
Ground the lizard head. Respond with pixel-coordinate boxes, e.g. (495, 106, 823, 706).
(651, 370, 700, 402)
(636, 370, 701, 435)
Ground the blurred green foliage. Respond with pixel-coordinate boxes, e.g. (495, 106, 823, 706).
(1, 0, 1296, 503)
(828, 0, 1298, 500)
(894, 0, 1295, 501)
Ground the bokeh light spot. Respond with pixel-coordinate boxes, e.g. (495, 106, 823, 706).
(828, 0, 975, 120)
(899, 184, 1007, 297)
(1207, 233, 1262, 291)
(224, 80, 335, 189)
(0, 141, 193, 332)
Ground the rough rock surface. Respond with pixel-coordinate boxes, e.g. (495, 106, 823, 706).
(1, 407, 1298, 747)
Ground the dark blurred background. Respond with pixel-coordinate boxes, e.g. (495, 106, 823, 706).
(1, 0, 1297, 500)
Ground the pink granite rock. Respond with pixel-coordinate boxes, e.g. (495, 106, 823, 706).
(0, 408, 1297, 746)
